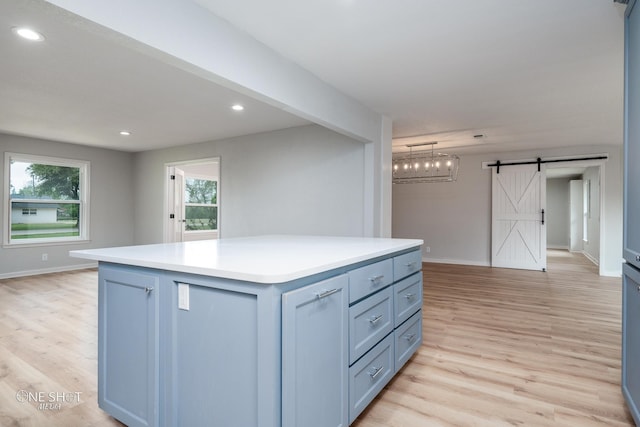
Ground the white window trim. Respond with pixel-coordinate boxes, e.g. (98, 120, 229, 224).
(4, 152, 90, 248)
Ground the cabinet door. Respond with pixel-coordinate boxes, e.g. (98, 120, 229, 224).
(98, 265, 158, 427)
(625, 0, 640, 268)
(623, 264, 640, 425)
(282, 275, 349, 427)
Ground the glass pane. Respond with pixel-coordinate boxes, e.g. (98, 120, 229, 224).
(10, 201, 80, 240)
(185, 206, 217, 231)
(185, 178, 217, 204)
(10, 161, 80, 200)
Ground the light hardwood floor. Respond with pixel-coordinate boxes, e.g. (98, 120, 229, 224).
(0, 251, 634, 426)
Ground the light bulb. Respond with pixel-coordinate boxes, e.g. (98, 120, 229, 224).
(414, 162, 420, 170)
(435, 161, 441, 168)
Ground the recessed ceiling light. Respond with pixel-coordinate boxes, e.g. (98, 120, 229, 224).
(12, 26, 45, 42)
(119, 130, 131, 136)
(231, 104, 244, 111)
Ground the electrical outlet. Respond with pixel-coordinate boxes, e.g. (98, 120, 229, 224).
(41, 253, 48, 261)
(425, 246, 431, 253)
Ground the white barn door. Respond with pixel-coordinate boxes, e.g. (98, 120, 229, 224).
(492, 164, 547, 271)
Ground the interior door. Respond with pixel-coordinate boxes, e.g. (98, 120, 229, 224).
(491, 164, 547, 271)
(167, 167, 185, 243)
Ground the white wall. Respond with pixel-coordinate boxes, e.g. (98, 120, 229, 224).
(133, 125, 365, 244)
(546, 178, 571, 249)
(0, 133, 135, 278)
(392, 145, 622, 276)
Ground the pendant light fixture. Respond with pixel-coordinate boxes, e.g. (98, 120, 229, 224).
(392, 142, 459, 183)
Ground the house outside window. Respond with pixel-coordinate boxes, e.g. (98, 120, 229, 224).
(5, 153, 90, 246)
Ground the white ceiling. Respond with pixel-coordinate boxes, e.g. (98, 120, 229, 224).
(0, 0, 309, 152)
(0, 0, 627, 154)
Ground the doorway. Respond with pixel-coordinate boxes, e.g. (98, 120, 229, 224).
(164, 158, 220, 243)
(545, 162, 603, 275)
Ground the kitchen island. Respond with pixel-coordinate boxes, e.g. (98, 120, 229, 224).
(70, 235, 423, 427)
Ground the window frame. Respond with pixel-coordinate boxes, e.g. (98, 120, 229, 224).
(4, 152, 90, 247)
(184, 173, 218, 235)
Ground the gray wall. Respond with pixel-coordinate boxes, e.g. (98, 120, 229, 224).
(133, 125, 365, 244)
(546, 178, 571, 249)
(392, 145, 622, 276)
(0, 133, 135, 278)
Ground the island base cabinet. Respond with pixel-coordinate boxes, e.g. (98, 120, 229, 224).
(98, 266, 159, 427)
(282, 274, 349, 427)
(623, 264, 640, 425)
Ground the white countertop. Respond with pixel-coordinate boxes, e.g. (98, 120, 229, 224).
(70, 235, 423, 283)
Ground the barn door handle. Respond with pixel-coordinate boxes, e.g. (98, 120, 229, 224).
(541, 209, 545, 225)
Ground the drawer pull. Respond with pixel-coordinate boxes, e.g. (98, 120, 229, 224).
(636, 255, 640, 262)
(637, 285, 640, 293)
(369, 314, 383, 325)
(315, 288, 339, 299)
(405, 261, 418, 268)
(404, 333, 416, 342)
(368, 366, 384, 380)
(145, 287, 154, 294)
(369, 275, 385, 283)
(404, 293, 415, 300)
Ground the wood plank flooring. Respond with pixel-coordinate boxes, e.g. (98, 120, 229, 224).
(0, 250, 634, 426)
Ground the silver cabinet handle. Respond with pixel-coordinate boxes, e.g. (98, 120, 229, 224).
(404, 333, 416, 342)
(637, 285, 640, 293)
(405, 261, 418, 268)
(145, 287, 153, 294)
(315, 288, 338, 299)
(636, 254, 640, 262)
(404, 293, 415, 300)
(369, 275, 384, 283)
(368, 366, 384, 380)
(369, 314, 383, 325)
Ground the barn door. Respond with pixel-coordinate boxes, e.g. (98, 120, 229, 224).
(491, 164, 546, 271)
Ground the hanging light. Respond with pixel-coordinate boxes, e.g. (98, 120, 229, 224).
(392, 142, 460, 183)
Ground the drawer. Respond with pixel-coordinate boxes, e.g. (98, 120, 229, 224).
(349, 334, 394, 424)
(394, 272, 423, 327)
(349, 286, 393, 365)
(349, 259, 393, 304)
(393, 250, 422, 281)
(395, 310, 422, 372)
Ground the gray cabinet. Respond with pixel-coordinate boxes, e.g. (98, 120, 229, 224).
(282, 275, 349, 427)
(623, 264, 640, 424)
(624, 1, 640, 424)
(626, 0, 640, 270)
(98, 266, 159, 427)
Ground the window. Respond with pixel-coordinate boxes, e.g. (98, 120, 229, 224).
(184, 176, 217, 232)
(5, 153, 89, 246)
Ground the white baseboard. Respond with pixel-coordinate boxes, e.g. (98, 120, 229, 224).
(0, 263, 98, 280)
(422, 257, 490, 267)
